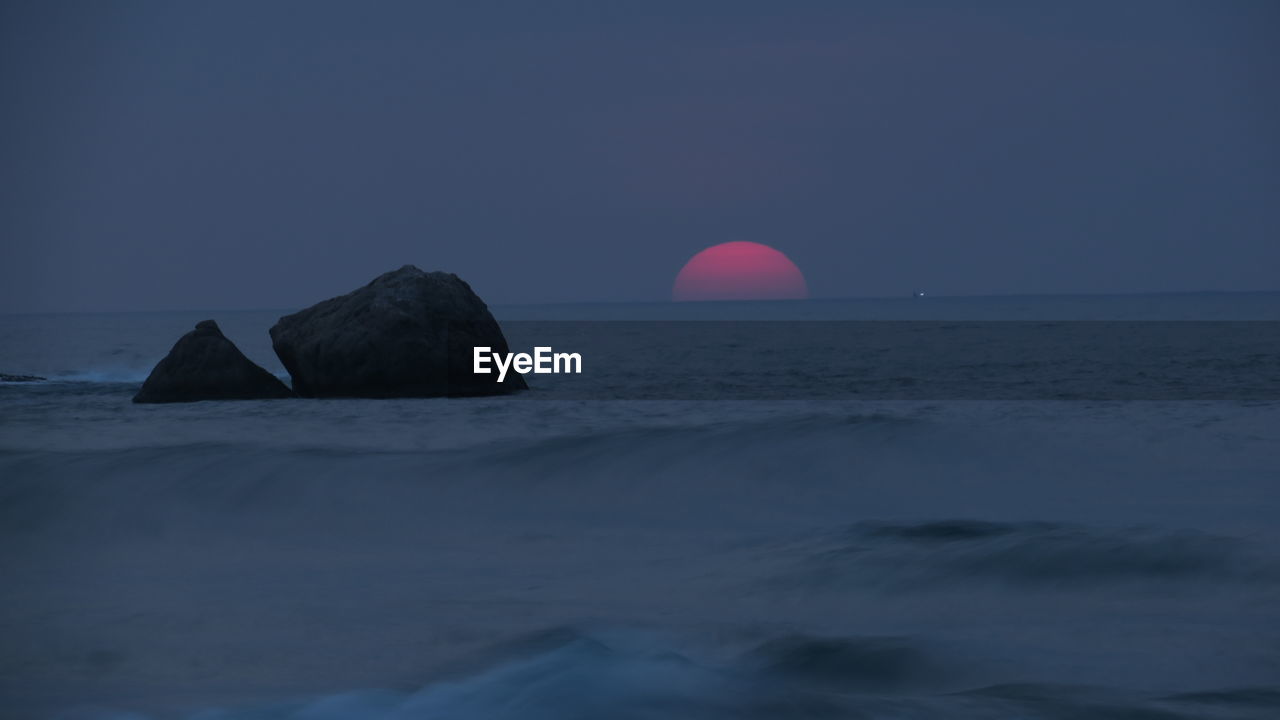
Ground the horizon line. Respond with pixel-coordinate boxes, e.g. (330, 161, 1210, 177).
(2, 288, 1279, 317)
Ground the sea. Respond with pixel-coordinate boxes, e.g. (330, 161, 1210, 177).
(2, 293, 1279, 720)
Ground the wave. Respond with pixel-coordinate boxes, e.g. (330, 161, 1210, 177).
(741, 633, 948, 693)
(53, 628, 1280, 720)
(475, 409, 922, 470)
(46, 369, 149, 384)
(0, 368, 148, 385)
(0, 409, 938, 545)
(1, 367, 292, 386)
(1162, 687, 1280, 707)
(778, 520, 1278, 591)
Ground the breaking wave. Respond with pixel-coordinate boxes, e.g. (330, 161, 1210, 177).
(54, 628, 1280, 720)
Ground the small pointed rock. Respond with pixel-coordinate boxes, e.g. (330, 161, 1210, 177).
(133, 320, 293, 403)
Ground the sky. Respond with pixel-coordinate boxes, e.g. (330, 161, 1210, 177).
(1, 0, 1277, 312)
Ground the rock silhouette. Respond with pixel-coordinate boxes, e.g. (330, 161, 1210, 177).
(270, 265, 526, 398)
(133, 320, 293, 403)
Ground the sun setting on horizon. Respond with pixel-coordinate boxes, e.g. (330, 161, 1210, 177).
(5, 4, 1276, 717)
(672, 241, 809, 302)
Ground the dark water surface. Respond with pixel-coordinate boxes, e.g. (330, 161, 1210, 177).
(2, 296, 1279, 719)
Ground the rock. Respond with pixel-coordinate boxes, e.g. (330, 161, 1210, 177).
(270, 265, 526, 397)
(133, 320, 294, 403)
(1, 373, 45, 382)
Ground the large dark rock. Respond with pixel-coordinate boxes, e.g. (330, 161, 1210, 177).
(133, 320, 293, 403)
(270, 265, 526, 398)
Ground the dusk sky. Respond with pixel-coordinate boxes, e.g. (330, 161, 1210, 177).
(2, 0, 1277, 313)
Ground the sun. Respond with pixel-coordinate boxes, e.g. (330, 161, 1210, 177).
(672, 241, 809, 302)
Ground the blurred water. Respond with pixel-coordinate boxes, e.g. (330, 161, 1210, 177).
(2, 295, 1279, 719)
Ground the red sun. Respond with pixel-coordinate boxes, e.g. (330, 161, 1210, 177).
(672, 241, 809, 302)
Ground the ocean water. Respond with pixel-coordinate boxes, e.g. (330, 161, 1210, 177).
(2, 295, 1279, 719)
